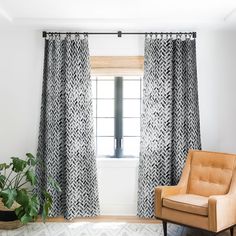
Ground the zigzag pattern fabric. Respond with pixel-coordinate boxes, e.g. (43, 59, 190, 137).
(35, 34, 99, 219)
(138, 36, 201, 217)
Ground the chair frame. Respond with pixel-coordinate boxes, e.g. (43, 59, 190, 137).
(155, 216, 235, 236)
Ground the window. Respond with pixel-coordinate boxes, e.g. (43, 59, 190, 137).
(92, 76, 142, 158)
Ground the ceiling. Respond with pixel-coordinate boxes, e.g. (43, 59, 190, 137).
(0, 0, 236, 30)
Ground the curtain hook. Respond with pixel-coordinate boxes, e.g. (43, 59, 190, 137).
(66, 33, 71, 40)
(56, 33, 61, 40)
(67, 33, 71, 39)
(75, 33, 80, 39)
(49, 33, 53, 39)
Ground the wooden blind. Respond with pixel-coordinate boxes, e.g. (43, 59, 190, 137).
(90, 56, 144, 76)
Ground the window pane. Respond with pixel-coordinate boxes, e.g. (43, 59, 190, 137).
(123, 99, 140, 117)
(92, 99, 96, 117)
(92, 80, 96, 98)
(123, 80, 140, 98)
(97, 118, 114, 136)
(97, 80, 114, 98)
(97, 100, 114, 117)
(123, 137, 140, 157)
(97, 137, 114, 157)
(123, 118, 140, 136)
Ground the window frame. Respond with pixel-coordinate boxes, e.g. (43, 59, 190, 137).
(90, 56, 144, 158)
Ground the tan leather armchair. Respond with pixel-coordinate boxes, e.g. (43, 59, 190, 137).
(155, 150, 236, 236)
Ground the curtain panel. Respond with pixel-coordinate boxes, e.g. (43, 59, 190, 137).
(138, 36, 201, 217)
(35, 35, 99, 219)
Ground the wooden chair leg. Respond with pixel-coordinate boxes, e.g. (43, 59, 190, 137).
(162, 221, 167, 236)
(230, 227, 234, 236)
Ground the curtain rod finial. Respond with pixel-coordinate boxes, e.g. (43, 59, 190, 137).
(193, 32, 197, 38)
(42, 31, 47, 38)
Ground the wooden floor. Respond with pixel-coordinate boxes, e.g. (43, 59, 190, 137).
(40, 215, 159, 224)
(38, 216, 235, 235)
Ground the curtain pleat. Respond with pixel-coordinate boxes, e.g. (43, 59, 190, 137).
(138, 36, 201, 218)
(35, 35, 99, 219)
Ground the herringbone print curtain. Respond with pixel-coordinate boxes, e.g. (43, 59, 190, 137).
(35, 34, 99, 219)
(137, 37, 201, 217)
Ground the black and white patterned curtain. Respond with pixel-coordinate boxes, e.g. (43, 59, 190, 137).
(35, 34, 99, 219)
(137, 36, 201, 217)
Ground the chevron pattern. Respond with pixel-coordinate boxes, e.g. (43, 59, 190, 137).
(138, 36, 201, 217)
(0, 222, 232, 235)
(0, 222, 183, 236)
(35, 34, 99, 219)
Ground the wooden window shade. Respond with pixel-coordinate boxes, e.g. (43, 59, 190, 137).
(90, 56, 144, 76)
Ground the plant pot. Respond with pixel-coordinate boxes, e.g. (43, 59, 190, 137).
(0, 198, 23, 230)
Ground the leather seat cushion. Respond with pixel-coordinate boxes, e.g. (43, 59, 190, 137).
(163, 194, 208, 216)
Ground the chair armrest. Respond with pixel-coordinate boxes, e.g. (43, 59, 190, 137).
(154, 185, 186, 217)
(208, 194, 236, 232)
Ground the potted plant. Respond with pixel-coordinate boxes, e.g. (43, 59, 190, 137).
(0, 153, 60, 229)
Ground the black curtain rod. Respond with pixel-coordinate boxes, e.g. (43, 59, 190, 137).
(42, 31, 197, 38)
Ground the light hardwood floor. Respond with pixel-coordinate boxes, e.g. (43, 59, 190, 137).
(38, 216, 235, 236)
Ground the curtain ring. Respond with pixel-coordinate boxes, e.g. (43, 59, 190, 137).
(75, 33, 80, 39)
(66, 33, 71, 40)
(55, 33, 61, 40)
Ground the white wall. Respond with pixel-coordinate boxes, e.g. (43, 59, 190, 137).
(0, 29, 236, 215)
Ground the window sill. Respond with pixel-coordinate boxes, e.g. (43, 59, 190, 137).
(96, 157, 139, 168)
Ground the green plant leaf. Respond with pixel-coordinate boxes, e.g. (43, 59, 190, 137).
(48, 176, 61, 192)
(43, 191, 52, 205)
(28, 195, 39, 217)
(0, 163, 10, 170)
(28, 204, 38, 217)
(42, 201, 50, 223)
(25, 170, 36, 185)
(27, 159, 37, 166)
(20, 214, 32, 224)
(26, 153, 35, 159)
(11, 157, 27, 173)
(15, 206, 24, 218)
(0, 175, 6, 189)
(0, 188, 17, 208)
(26, 153, 37, 166)
(31, 195, 40, 205)
(15, 189, 29, 207)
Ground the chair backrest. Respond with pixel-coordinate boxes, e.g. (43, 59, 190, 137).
(187, 150, 236, 197)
